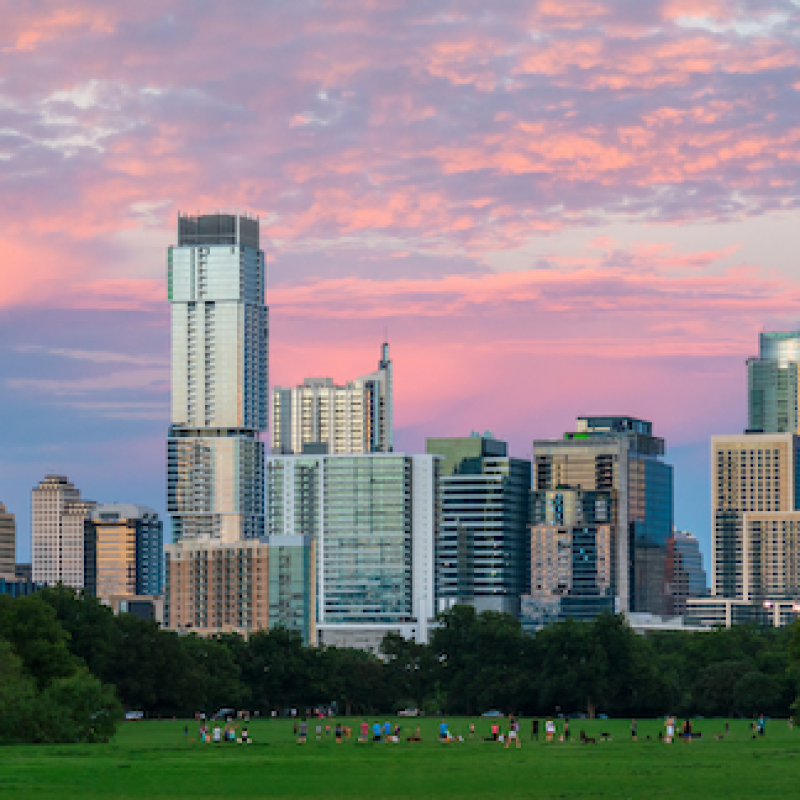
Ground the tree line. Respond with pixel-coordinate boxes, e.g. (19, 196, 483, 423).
(1, 587, 799, 742)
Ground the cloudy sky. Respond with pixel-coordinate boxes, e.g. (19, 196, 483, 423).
(2, 1, 800, 566)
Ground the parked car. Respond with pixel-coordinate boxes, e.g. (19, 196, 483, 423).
(124, 711, 144, 721)
(398, 708, 419, 717)
(214, 708, 236, 720)
(481, 710, 504, 717)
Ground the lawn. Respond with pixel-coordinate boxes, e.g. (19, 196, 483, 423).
(0, 716, 797, 798)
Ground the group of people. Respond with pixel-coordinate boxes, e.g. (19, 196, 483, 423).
(295, 718, 424, 744)
(191, 722, 252, 744)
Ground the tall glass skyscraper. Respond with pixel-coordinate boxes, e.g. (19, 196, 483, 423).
(266, 453, 438, 651)
(426, 434, 531, 616)
(747, 330, 800, 435)
(167, 213, 268, 543)
(532, 417, 674, 616)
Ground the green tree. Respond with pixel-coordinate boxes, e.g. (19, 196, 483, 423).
(0, 640, 38, 742)
(0, 593, 78, 688)
(34, 669, 122, 743)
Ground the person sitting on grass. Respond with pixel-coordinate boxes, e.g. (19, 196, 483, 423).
(407, 725, 422, 742)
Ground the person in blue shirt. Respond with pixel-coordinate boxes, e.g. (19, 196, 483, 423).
(372, 721, 381, 742)
(384, 720, 392, 739)
(439, 720, 448, 741)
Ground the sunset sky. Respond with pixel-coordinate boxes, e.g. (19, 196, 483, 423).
(2, 1, 800, 566)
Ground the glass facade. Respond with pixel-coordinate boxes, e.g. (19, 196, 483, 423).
(522, 489, 615, 630)
(665, 530, 708, 616)
(91, 504, 163, 598)
(747, 331, 800, 435)
(167, 213, 268, 544)
(265, 535, 315, 644)
(266, 453, 437, 644)
(532, 417, 674, 616)
(427, 435, 531, 615)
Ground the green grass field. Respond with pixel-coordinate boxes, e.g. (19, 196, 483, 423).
(0, 717, 797, 798)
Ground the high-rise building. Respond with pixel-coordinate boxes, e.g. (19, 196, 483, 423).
(165, 537, 272, 636)
(665, 529, 708, 617)
(32, 476, 96, 589)
(90, 504, 163, 598)
(710, 433, 800, 608)
(266, 453, 437, 651)
(164, 533, 315, 641)
(0, 503, 15, 579)
(426, 434, 531, 616)
(167, 212, 269, 543)
(272, 343, 393, 455)
(533, 417, 674, 616)
(747, 331, 800, 435)
(522, 488, 615, 630)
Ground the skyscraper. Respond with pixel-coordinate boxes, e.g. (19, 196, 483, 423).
(665, 529, 707, 616)
(167, 213, 268, 543)
(523, 488, 615, 629)
(427, 433, 531, 616)
(533, 417, 674, 616)
(91, 504, 163, 597)
(266, 452, 437, 651)
(0, 503, 15, 579)
(747, 330, 800, 435)
(31, 476, 96, 589)
(271, 343, 393, 455)
(710, 433, 800, 606)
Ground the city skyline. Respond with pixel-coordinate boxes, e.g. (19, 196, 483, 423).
(3, 4, 800, 567)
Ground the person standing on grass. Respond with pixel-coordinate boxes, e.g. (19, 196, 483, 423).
(360, 720, 369, 742)
(213, 725, 221, 743)
(439, 720, 448, 742)
(372, 720, 381, 742)
(505, 718, 521, 749)
(469, 722, 475, 739)
(384, 720, 392, 741)
(531, 718, 539, 741)
(563, 719, 570, 742)
(298, 718, 308, 744)
(631, 718, 637, 741)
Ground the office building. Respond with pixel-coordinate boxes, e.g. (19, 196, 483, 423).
(665, 529, 707, 617)
(167, 212, 268, 544)
(533, 417, 674, 616)
(0, 503, 15, 578)
(747, 330, 800, 435)
(426, 434, 530, 616)
(266, 453, 437, 651)
(32, 476, 96, 590)
(91, 504, 163, 598)
(521, 489, 615, 630)
(272, 343, 392, 455)
(711, 433, 800, 611)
